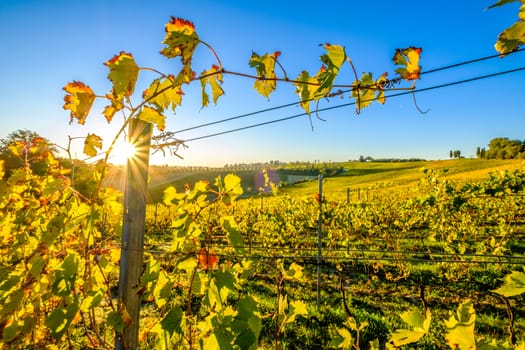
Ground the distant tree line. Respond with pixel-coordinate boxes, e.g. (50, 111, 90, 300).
(449, 150, 462, 159)
(477, 137, 525, 159)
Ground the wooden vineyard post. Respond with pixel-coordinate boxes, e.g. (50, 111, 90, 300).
(115, 119, 153, 350)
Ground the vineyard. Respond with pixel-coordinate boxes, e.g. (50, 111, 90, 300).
(2, 1, 525, 348)
(3, 150, 525, 349)
(141, 165, 525, 349)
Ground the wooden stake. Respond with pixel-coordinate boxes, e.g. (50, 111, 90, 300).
(115, 119, 152, 350)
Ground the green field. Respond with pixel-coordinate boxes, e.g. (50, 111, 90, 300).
(280, 159, 525, 195)
(148, 159, 525, 200)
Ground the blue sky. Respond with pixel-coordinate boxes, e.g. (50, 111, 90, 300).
(1, 0, 524, 166)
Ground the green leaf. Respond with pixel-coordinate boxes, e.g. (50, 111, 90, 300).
(207, 278, 223, 310)
(161, 17, 200, 65)
(284, 262, 304, 282)
(486, 0, 521, 9)
(220, 216, 244, 251)
(0, 289, 24, 318)
(233, 296, 262, 346)
(495, 21, 525, 54)
(137, 106, 166, 132)
(160, 305, 183, 336)
(29, 254, 46, 279)
(2, 319, 18, 342)
(200, 65, 224, 107)
(318, 43, 346, 91)
(294, 70, 320, 115)
(104, 51, 139, 97)
(444, 300, 476, 350)
(107, 310, 124, 332)
(492, 270, 525, 297)
(369, 339, 380, 350)
(351, 72, 376, 111)
(249, 51, 279, 98)
(153, 270, 172, 308)
(63, 81, 96, 125)
(389, 309, 430, 347)
(61, 252, 80, 279)
(81, 291, 104, 311)
(83, 133, 103, 157)
(45, 302, 79, 340)
(143, 76, 183, 113)
(336, 327, 354, 349)
(286, 300, 308, 323)
(224, 173, 243, 197)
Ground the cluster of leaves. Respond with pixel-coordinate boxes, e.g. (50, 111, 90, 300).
(62, 16, 422, 164)
(0, 146, 123, 348)
(488, 0, 525, 54)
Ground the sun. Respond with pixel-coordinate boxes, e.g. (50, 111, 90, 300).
(111, 140, 137, 165)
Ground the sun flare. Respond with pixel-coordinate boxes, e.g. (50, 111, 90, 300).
(111, 140, 137, 165)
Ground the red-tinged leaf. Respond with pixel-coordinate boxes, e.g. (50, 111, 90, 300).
(143, 76, 183, 113)
(104, 51, 139, 97)
(160, 16, 200, 65)
(63, 81, 96, 125)
(393, 47, 422, 81)
(197, 248, 219, 270)
(84, 133, 103, 157)
(137, 106, 166, 131)
(249, 51, 278, 99)
(200, 66, 224, 107)
(102, 94, 124, 123)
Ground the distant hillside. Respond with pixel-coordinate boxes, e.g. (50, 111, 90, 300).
(116, 159, 524, 203)
(279, 159, 525, 197)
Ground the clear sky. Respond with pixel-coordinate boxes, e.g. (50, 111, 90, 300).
(1, 0, 524, 167)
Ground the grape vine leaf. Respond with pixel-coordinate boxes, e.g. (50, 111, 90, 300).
(286, 300, 308, 324)
(249, 51, 279, 99)
(83, 133, 103, 157)
(352, 72, 376, 110)
(200, 65, 224, 107)
(137, 106, 166, 131)
(318, 43, 346, 91)
(143, 76, 183, 113)
(221, 216, 244, 251)
(105, 51, 139, 98)
(335, 327, 354, 348)
(232, 296, 262, 350)
(393, 47, 422, 81)
(63, 81, 96, 125)
(159, 305, 183, 337)
(492, 270, 525, 297)
(102, 95, 124, 123)
(487, 0, 522, 8)
(224, 173, 243, 197)
(45, 303, 80, 340)
(294, 69, 319, 115)
(444, 300, 476, 350)
(389, 309, 431, 347)
(161, 17, 199, 65)
(197, 248, 219, 270)
(495, 21, 525, 54)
